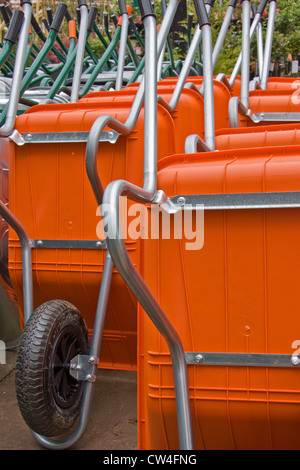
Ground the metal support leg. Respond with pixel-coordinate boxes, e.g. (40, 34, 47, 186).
(0, 200, 33, 324)
(31, 251, 114, 450)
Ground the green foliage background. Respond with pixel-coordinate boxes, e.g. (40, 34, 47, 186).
(9, 0, 299, 75)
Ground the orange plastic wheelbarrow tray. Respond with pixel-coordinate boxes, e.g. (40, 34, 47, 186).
(4, 0, 182, 375)
(215, 122, 300, 151)
(8, 98, 175, 371)
(138, 143, 300, 450)
(7, 0, 191, 447)
(232, 89, 300, 128)
(265, 77, 300, 91)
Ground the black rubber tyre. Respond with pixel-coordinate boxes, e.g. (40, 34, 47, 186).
(15, 300, 90, 437)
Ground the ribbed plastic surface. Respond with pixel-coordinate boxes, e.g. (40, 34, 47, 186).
(139, 145, 300, 450)
(9, 99, 175, 370)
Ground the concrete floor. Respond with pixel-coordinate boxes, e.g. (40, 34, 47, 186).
(0, 349, 138, 450)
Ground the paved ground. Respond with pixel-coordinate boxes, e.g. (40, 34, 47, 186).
(0, 349, 138, 450)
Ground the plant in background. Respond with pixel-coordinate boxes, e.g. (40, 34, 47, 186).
(5, 0, 300, 75)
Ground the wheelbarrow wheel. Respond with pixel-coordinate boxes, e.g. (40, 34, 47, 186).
(15, 299, 90, 437)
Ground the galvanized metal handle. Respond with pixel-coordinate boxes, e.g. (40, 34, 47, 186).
(0, 1, 32, 136)
(115, 0, 130, 90)
(240, 0, 251, 109)
(0, 201, 33, 325)
(70, 1, 88, 103)
(229, 0, 266, 87)
(260, 0, 276, 89)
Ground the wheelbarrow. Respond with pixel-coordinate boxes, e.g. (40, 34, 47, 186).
(131, 0, 300, 450)
(0, 1, 32, 351)
(0, 0, 181, 448)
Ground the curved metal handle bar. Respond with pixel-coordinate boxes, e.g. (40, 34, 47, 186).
(115, 9, 129, 90)
(199, 23, 215, 150)
(168, 2, 213, 111)
(70, 2, 89, 103)
(260, 0, 276, 90)
(212, 3, 236, 71)
(103, 180, 194, 451)
(249, 76, 262, 91)
(228, 95, 260, 127)
(0, 2, 32, 136)
(240, 0, 251, 110)
(228, 96, 243, 127)
(215, 73, 232, 90)
(229, 6, 263, 87)
(256, 17, 264, 81)
(0, 201, 33, 324)
(185, 133, 211, 153)
(86, 115, 131, 205)
(158, 3, 215, 150)
(199, 2, 236, 96)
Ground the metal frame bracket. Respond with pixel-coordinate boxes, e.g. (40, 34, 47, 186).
(30, 239, 107, 250)
(69, 355, 99, 382)
(9, 130, 120, 146)
(169, 191, 300, 211)
(185, 352, 300, 368)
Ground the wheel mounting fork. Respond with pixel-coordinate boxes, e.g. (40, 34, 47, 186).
(69, 355, 99, 383)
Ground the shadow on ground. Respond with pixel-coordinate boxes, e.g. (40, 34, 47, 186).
(0, 350, 138, 450)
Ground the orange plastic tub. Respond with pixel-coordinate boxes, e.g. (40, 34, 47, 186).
(161, 75, 240, 97)
(237, 89, 300, 127)
(138, 144, 300, 450)
(8, 98, 175, 370)
(266, 77, 300, 90)
(82, 79, 231, 152)
(215, 122, 300, 150)
(81, 86, 206, 153)
(158, 77, 233, 126)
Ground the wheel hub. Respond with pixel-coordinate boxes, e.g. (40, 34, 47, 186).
(50, 327, 84, 409)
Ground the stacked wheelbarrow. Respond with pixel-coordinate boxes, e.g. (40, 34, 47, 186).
(136, 0, 300, 451)
(1, 0, 300, 451)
